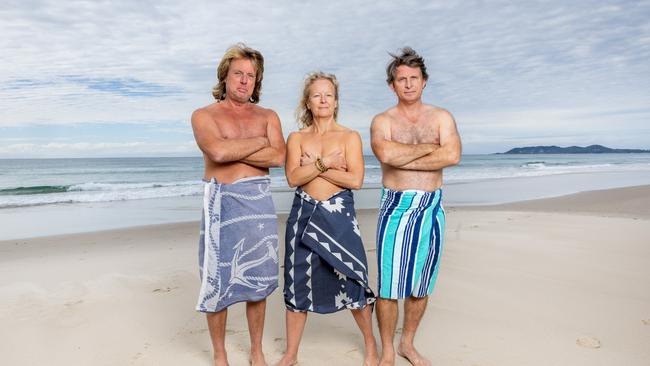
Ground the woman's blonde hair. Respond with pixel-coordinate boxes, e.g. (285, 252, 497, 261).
(295, 71, 339, 128)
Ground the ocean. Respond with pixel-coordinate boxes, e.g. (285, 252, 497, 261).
(2, 154, 650, 209)
(2, 154, 650, 240)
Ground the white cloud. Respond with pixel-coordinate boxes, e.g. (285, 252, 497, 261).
(1, 0, 649, 156)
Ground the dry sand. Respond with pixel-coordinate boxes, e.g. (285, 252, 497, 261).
(1, 185, 649, 365)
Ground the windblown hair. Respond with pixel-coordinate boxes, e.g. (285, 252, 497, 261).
(295, 71, 339, 128)
(212, 43, 264, 103)
(385, 46, 429, 84)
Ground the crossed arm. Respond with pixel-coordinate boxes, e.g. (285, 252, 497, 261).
(191, 109, 286, 167)
(285, 132, 364, 190)
(370, 111, 461, 171)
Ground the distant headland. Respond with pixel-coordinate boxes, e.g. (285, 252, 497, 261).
(500, 145, 650, 154)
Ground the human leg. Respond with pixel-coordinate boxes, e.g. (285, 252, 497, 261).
(246, 299, 268, 366)
(376, 298, 398, 365)
(351, 305, 379, 366)
(207, 309, 229, 366)
(275, 310, 307, 366)
(397, 296, 431, 366)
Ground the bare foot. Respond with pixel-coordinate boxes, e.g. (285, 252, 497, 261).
(397, 343, 431, 366)
(250, 351, 268, 366)
(362, 341, 379, 366)
(214, 354, 229, 366)
(378, 344, 395, 366)
(274, 354, 298, 366)
(364, 349, 380, 366)
(378, 355, 395, 366)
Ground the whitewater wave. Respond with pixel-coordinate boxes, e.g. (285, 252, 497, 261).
(67, 180, 199, 192)
(2, 160, 649, 208)
(0, 181, 203, 208)
(520, 161, 547, 168)
(0, 185, 70, 196)
(446, 162, 643, 182)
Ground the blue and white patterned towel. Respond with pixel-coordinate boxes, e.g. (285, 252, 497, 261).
(196, 176, 279, 313)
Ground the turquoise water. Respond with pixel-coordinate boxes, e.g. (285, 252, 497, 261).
(1, 154, 650, 208)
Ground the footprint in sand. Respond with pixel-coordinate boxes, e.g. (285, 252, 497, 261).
(188, 328, 208, 335)
(152, 286, 179, 293)
(64, 299, 84, 307)
(273, 337, 286, 353)
(576, 336, 601, 349)
(345, 347, 360, 355)
(225, 328, 247, 335)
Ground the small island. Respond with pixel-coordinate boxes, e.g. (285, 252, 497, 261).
(501, 144, 650, 154)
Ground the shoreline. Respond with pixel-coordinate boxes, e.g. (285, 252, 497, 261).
(2, 169, 650, 241)
(2, 180, 649, 241)
(1, 183, 647, 245)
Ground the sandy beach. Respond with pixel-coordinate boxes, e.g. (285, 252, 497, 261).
(1, 185, 649, 365)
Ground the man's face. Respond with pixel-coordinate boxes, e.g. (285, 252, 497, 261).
(390, 65, 426, 102)
(226, 58, 256, 103)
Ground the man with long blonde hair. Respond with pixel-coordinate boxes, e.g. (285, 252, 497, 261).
(191, 43, 286, 366)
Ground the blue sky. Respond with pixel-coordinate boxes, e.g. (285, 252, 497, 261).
(1, 0, 649, 157)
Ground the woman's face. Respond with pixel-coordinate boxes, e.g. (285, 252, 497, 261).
(307, 79, 337, 120)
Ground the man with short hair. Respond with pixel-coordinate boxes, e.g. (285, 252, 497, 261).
(371, 47, 461, 366)
(191, 43, 286, 366)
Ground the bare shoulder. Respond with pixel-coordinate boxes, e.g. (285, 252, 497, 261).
(191, 107, 208, 121)
(287, 131, 303, 142)
(259, 105, 277, 116)
(191, 103, 220, 125)
(297, 125, 315, 134)
(424, 104, 455, 123)
(252, 105, 279, 120)
(343, 127, 362, 141)
(379, 106, 399, 120)
(372, 107, 397, 127)
(333, 125, 360, 142)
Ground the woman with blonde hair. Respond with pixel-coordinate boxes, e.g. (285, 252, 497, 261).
(277, 72, 378, 365)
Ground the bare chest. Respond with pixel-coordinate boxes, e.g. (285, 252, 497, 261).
(390, 120, 440, 145)
(215, 112, 267, 139)
(300, 132, 347, 156)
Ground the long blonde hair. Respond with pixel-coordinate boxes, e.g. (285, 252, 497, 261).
(295, 71, 339, 128)
(212, 43, 264, 103)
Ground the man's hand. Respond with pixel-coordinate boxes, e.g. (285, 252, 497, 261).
(238, 109, 286, 168)
(191, 109, 270, 164)
(257, 136, 270, 148)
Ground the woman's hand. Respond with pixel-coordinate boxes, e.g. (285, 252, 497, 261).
(322, 150, 347, 171)
(300, 151, 317, 166)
